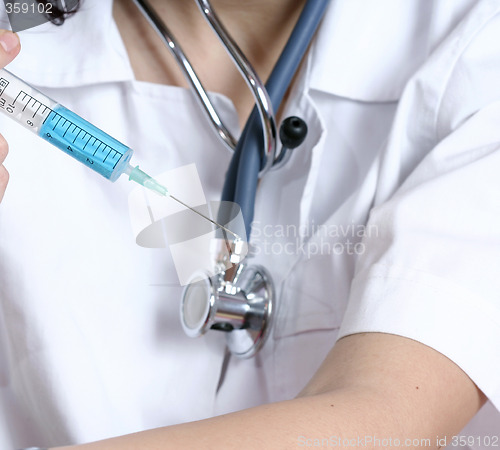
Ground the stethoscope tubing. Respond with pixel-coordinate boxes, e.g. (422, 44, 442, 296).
(195, 0, 278, 177)
(132, 0, 331, 240)
(131, 0, 239, 152)
(222, 0, 332, 238)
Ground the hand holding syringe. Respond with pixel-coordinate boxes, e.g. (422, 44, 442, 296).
(0, 68, 240, 240)
(0, 30, 21, 204)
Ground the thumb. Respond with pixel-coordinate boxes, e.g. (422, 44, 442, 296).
(0, 30, 20, 68)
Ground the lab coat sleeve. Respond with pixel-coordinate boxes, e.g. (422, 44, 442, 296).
(337, 7, 500, 412)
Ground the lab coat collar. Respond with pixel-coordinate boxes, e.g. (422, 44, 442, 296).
(6, 0, 134, 88)
(308, 0, 431, 102)
(6, 0, 429, 100)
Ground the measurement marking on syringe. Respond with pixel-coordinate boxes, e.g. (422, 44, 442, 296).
(19, 95, 31, 111)
(16, 92, 48, 120)
(62, 121, 72, 137)
(73, 129, 82, 143)
(29, 105, 127, 168)
(52, 115, 62, 129)
(33, 103, 41, 118)
(83, 135, 92, 150)
(42, 108, 54, 124)
(103, 148, 113, 163)
(93, 142, 102, 156)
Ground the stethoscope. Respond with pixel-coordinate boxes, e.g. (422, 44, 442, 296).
(132, 0, 331, 358)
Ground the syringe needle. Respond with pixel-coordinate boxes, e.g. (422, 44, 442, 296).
(169, 194, 241, 241)
(125, 165, 240, 241)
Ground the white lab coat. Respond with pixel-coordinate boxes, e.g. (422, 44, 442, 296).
(0, 0, 499, 447)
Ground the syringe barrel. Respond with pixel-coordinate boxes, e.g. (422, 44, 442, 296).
(0, 68, 133, 181)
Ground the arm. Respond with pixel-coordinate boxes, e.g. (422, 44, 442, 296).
(55, 332, 485, 449)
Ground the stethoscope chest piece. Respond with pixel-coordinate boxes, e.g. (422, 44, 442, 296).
(181, 263, 274, 358)
(134, 0, 329, 358)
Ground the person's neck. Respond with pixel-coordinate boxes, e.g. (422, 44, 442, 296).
(114, 0, 307, 128)
(146, 0, 305, 40)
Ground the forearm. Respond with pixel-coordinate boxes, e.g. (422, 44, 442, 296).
(54, 389, 428, 450)
(53, 333, 485, 450)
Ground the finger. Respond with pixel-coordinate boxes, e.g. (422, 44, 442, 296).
(0, 164, 9, 203)
(0, 133, 8, 165)
(0, 29, 20, 68)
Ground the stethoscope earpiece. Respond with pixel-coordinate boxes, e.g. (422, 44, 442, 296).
(273, 116, 308, 169)
(280, 116, 308, 150)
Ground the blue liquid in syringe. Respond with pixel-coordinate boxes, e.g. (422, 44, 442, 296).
(39, 105, 133, 181)
(0, 68, 167, 196)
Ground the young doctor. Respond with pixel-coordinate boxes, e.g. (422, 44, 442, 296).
(1, 0, 500, 448)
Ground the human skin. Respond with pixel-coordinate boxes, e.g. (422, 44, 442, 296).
(113, 0, 308, 127)
(0, 29, 20, 203)
(55, 333, 485, 449)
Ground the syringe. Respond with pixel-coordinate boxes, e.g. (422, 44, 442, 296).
(0, 68, 240, 241)
(0, 68, 167, 193)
